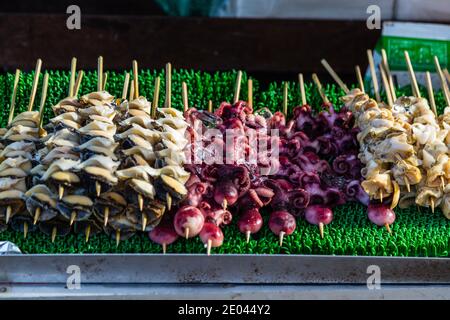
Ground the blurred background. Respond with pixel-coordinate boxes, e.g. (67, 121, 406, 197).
(0, 0, 449, 85)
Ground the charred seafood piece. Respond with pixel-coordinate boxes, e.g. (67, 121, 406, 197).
(93, 191, 127, 227)
(79, 91, 115, 107)
(0, 141, 35, 160)
(56, 193, 94, 225)
(39, 216, 71, 242)
(76, 155, 119, 197)
(10, 211, 38, 237)
(24, 184, 59, 224)
(125, 199, 165, 232)
(78, 120, 116, 144)
(154, 174, 188, 208)
(0, 190, 25, 225)
(40, 158, 81, 199)
(52, 97, 84, 115)
(104, 213, 137, 246)
(73, 137, 119, 161)
(74, 219, 102, 242)
(49, 112, 81, 131)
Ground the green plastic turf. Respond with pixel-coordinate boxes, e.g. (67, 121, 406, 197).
(0, 69, 449, 256)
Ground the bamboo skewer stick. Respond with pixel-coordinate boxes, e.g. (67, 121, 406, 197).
(152, 77, 161, 118)
(129, 77, 135, 102)
(381, 49, 397, 101)
(444, 68, 450, 85)
(132, 60, 139, 99)
(320, 59, 349, 93)
(182, 81, 188, 111)
(233, 70, 242, 104)
(283, 81, 288, 115)
(380, 64, 393, 107)
(38, 73, 49, 137)
(69, 57, 77, 97)
(121, 72, 130, 100)
(404, 51, 421, 98)
(103, 72, 108, 91)
(298, 73, 306, 105)
(367, 50, 381, 102)
(73, 70, 84, 97)
(97, 56, 103, 92)
(8, 69, 21, 126)
(425, 71, 437, 117)
(208, 100, 213, 113)
(28, 59, 42, 112)
(355, 65, 365, 93)
(247, 78, 253, 108)
(165, 63, 172, 108)
(434, 56, 450, 106)
(312, 73, 329, 104)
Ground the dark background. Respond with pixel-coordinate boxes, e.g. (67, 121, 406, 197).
(0, 0, 381, 85)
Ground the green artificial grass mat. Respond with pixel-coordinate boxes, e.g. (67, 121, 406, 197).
(0, 69, 449, 256)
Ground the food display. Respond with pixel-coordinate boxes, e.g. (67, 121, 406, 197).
(0, 53, 449, 257)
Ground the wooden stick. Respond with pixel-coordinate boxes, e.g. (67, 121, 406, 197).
(312, 73, 329, 104)
(381, 49, 397, 101)
(444, 68, 450, 84)
(129, 76, 135, 101)
(298, 73, 306, 105)
(69, 57, 77, 97)
(434, 56, 450, 106)
(103, 72, 108, 91)
(367, 50, 381, 102)
(233, 70, 242, 104)
(247, 78, 253, 108)
(404, 51, 421, 98)
(121, 72, 130, 100)
(132, 60, 139, 99)
(320, 59, 349, 93)
(74, 70, 84, 97)
(208, 100, 213, 113)
(380, 64, 393, 107)
(283, 81, 288, 115)
(152, 76, 160, 118)
(8, 69, 21, 126)
(182, 81, 188, 111)
(355, 65, 365, 93)
(28, 58, 42, 112)
(425, 71, 437, 117)
(165, 63, 172, 108)
(38, 73, 49, 136)
(97, 56, 103, 92)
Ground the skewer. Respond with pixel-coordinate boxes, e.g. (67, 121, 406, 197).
(283, 81, 288, 115)
(208, 100, 213, 113)
(142, 214, 147, 231)
(121, 72, 130, 100)
(444, 69, 450, 83)
(162, 243, 167, 254)
(430, 197, 435, 213)
(33, 207, 41, 225)
(381, 49, 397, 100)
(85, 225, 91, 243)
(385, 223, 392, 234)
(132, 60, 139, 99)
(404, 177, 411, 193)
(185, 228, 189, 240)
(165, 63, 172, 108)
(138, 194, 144, 211)
(5, 206, 12, 224)
(222, 199, 227, 211)
(404, 51, 421, 98)
(38, 73, 49, 137)
(102, 72, 108, 91)
(129, 76, 135, 101)
(51, 226, 57, 243)
(311, 73, 329, 104)
(206, 239, 212, 255)
(355, 65, 365, 93)
(367, 50, 381, 102)
(97, 56, 103, 92)
(70, 211, 76, 226)
(320, 59, 349, 93)
(151, 77, 160, 118)
(182, 81, 188, 111)
(246, 230, 251, 243)
(95, 181, 101, 196)
(379, 190, 383, 203)
(380, 64, 393, 107)
(166, 193, 172, 211)
(434, 56, 450, 106)
(69, 57, 77, 97)
(103, 207, 109, 227)
(319, 222, 324, 239)
(233, 70, 242, 104)
(23, 222, 28, 239)
(73, 70, 84, 97)
(58, 185, 64, 200)
(248, 78, 253, 108)
(116, 229, 121, 247)
(298, 73, 306, 105)
(425, 71, 437, 117)
(7, 69, 21, 126)
(28, 58, 42, 111)
(279, 231, 285, 246)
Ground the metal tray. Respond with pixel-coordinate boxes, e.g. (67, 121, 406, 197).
(1, 254, 449, 285)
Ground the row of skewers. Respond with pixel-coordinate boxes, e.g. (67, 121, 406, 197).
(0, 51, 448, 254)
